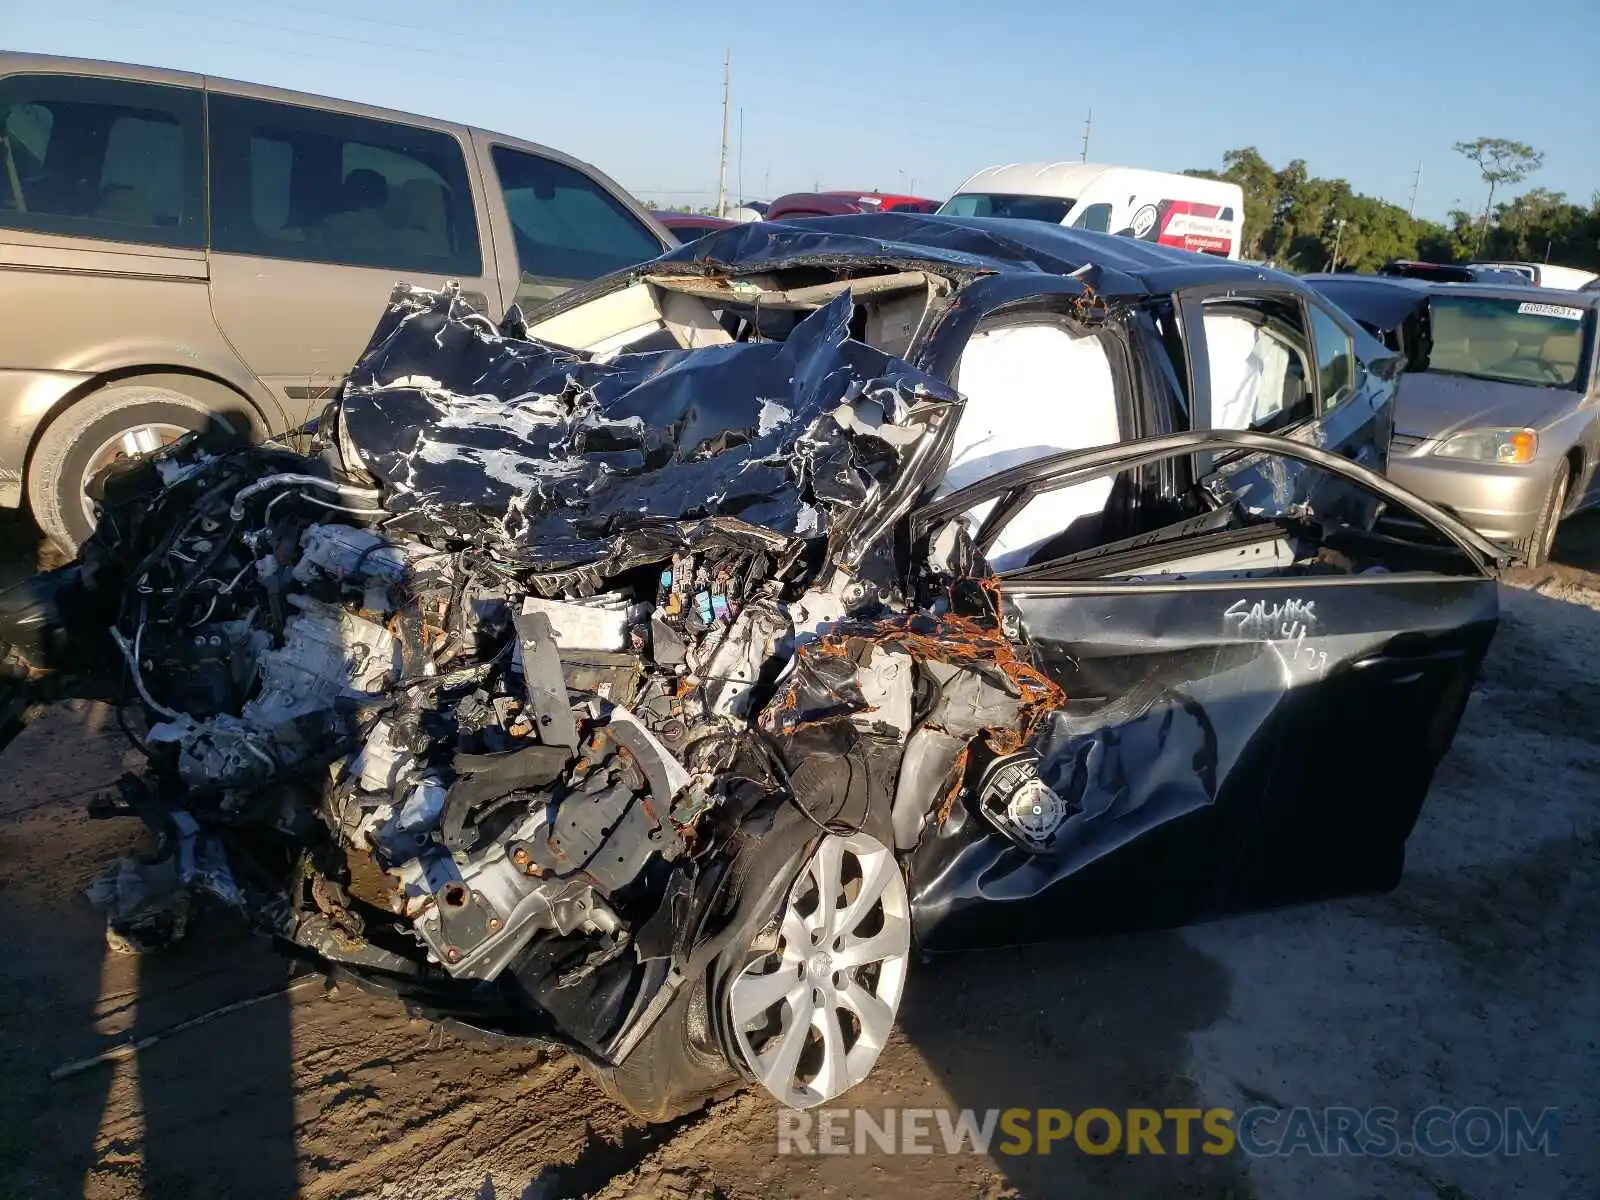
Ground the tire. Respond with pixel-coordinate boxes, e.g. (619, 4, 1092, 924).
(583, 752, 909, 1121)
(1519, 460, 1570, 569)
(723, 828, 910, 1111)
(581, 800, 823, 1121)
(583, 962, 743, 1123)
(27, 384, 257, 555)
(586, 833, 912, 1120)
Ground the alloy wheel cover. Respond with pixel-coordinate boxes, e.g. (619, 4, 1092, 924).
(727, 830, 911, 1109)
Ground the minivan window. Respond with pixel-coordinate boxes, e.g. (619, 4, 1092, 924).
(0, 73, 203, 248)
(490, 145, 665, 305)
(208, 93, 482, 276)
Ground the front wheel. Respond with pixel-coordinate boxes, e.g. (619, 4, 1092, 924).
(728, 829, 910, 1110)
(583, 828, 911, 1120)
(1520, 460, 1570, 569)
(27, 384, 256, 555)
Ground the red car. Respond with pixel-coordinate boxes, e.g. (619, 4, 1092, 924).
(650, 211, 739, 244)
(764, 191, 940, 220)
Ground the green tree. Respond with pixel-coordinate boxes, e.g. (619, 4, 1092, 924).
(1184, 147, 1596, 274)
(1187, 147, 1278, 258)
(1453, 137, 1544, 251)
(1184, 148, 1547, 273)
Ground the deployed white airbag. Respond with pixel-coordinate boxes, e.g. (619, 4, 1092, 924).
(938, 324, 1120, 571)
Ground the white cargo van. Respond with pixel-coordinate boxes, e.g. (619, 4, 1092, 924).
(940, 162, 1245, 260)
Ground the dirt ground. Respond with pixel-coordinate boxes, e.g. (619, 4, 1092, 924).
(2, 508, 1597, 1200)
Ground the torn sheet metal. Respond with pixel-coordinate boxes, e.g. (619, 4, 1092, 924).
(332, 285, 960, 573)
(905, 575, 1499, 952)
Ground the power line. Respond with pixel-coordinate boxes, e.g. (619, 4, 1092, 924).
(716, 49, 731, 218)
(39, 12, 356, 66)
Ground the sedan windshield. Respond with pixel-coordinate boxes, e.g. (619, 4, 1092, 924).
(1422, 295, 1592, 388)
(939, 193, 1075, 223)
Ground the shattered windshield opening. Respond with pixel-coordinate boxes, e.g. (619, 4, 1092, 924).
(521, 265, 953, 361)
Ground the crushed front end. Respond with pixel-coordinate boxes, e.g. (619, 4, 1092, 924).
(0, 285, 972, 1086)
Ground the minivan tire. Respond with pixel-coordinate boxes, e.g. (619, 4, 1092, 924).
(28, 384, 255, 555)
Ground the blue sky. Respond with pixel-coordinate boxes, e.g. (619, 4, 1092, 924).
(5, 0, 1596, 221)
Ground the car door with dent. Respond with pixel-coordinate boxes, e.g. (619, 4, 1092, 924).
(1181, 282, 1397, 531)
(903, 433, 1499, 953)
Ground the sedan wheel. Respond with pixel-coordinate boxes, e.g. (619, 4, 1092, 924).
(728, 830, 910, 1109)
(1522, 460, 1570, 569)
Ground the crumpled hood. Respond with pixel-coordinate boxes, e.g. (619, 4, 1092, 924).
(1393, 371, 1579, 442)
(334, 286, 961, 571)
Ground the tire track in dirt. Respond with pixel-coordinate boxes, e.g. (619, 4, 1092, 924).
(285, 995, 671, 1199)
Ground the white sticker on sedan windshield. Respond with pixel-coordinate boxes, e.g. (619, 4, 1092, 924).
(1517, 302, 1584, 320)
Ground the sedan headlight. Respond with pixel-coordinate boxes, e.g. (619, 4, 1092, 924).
(1432, 427, 1539, 465)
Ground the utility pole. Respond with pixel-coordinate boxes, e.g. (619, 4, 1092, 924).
(1407, 160, 1423, 217)
(715, 49, 730, 217)
(1080, 108, 1092, 162)
(737, 107, 744, 211)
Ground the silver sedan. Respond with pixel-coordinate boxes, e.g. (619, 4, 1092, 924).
(1306, 276, 1600, 566)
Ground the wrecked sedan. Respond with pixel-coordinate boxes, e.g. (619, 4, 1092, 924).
(520, 211, 1407, 537)
(0, 263, 1505, 1122)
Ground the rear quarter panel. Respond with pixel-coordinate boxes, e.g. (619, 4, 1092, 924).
(0, 229, 282, 490)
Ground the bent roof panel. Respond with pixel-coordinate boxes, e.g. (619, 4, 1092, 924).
(654, 213, 1272, 294)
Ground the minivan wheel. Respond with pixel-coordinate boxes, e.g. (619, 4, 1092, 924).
(27, 385, 254, 555)
(1519, 460, 1570, 569)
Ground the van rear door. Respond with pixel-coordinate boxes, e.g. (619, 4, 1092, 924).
(204, 89, 502, 429)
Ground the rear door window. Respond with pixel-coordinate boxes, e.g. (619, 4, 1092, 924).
(208, 92, 481, 275)
(490, 145, 664, 306)
(0, 72, 203, 248)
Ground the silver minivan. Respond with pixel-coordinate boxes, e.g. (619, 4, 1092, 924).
(0, 52, 673, 551)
